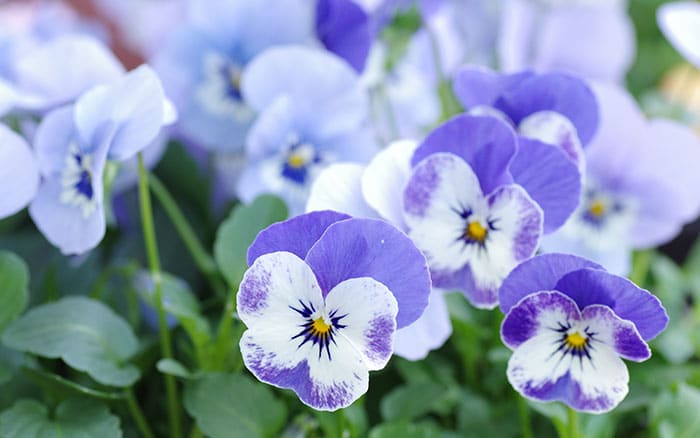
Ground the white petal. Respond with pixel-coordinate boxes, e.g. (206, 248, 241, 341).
(306, 163, 378, 218)
(393, 290, 451, 361)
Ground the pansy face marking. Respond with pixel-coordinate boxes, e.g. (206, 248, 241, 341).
(281, 135, 322, 185)
(60, 143, 97, 218)
(290, 299, 347, 360)
(196, 51, 253, 122)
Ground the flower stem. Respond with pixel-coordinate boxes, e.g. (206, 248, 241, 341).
(125, 388, 156, 438)
(148, 172, 226, 297)
(629, 249, 654, 287)
(566, 406, 580, 438)
(137, 154, 182, 438)
(516, 396, 534, 438)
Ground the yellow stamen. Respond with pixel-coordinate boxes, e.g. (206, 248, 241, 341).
(466, 221, 487, 242)
(311, 317, 331, 335)
(566, 332, 587, 349)
(588, 200, 606, 218)
(287, 154, 306, 169)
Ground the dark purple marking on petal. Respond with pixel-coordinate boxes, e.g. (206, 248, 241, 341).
(517, 372, 618, 413)
(237, 264, 272, 316)
(554, 268, 669, 341)
(402, 153, 446, 217)
(487, 184, 543, 261)
(499, 253, 604, 314)
(363, 314, 394, 363)
(501, 290, 581, 349)
(430, 266, 498, 309)
(247, 210, 351, 265)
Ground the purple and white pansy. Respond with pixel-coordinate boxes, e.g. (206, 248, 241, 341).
(499, 253, 668, 413)
(238, 210, 431, 410)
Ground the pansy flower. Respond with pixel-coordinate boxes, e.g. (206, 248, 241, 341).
(235, 45, 375, 215)
(0, 124, 39, 219)
(499, 253, 668, 413)
(453, 65, 599, 171)
(152, 0, 314, 152)
(307, 141, 452, 360)
(29, 65, 173, 255)
(238, 211, 431, 410)
(542, 82, 700, 274)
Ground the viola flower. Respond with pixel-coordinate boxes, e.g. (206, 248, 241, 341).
(307, 141, 453, 360)
(152, 0, 314, 152)
(542, 82, 700, 274)
(499, 253, 668, 413)
(316, 0, 372, 72)
(0, 124, 39, 219)
(28, 65, 173, 255)
(658, 2, 700, 69)
(499, 0, 635, 83)
(239, 211, 431, 410)
(236, 46, 375, 215)
(453, 66, 599, 171)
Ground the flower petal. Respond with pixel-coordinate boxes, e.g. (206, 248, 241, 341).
(658, 1, 700, 68)
(0, 125, 39, 218)
(306, 163, 378, 218)
(324, 277, 398, 370)
(247, 210, 351, 265)
(517, 111, 585, 170)
(305, 218, 431, 329)
(393, 290, 451, 361)
(509, 137, 582, 233)
(580, 305, 650, 362)
(499, 253, 604, 314)
(316, 0, 371, 72)
(453, 65, 533, 109)
(554, 268, 669, 341)
(410, 114, 517, 194)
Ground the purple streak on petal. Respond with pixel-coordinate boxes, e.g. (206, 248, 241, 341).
(487, 184, 543, 261)
(237, 262, 272, 315)
(453, 65, 533, 108)
(520, 372, 619, 414)
(501, 290, 581, 349)
(581, 305, 650, 362)
(247, 210, 351, 265)
(499, 253, 603, 314)
(411, 114, 517, 194)
(305, 218, 431, 328)
(495, 73, 599, 146)
(364, 314, 395, 363)
(402, 153, 444, 217)
(509, 137, 582, 233)
(431, 266, 497, 309)
(554, 268, 669, 341)
(316, 0, 372, 72)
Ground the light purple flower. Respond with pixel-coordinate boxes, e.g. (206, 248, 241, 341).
(28, 66, 172, 255)
(316, 0, 372, 72)
(498, 0, 635, 83)
(152, 0, 314, 152)
(236, 46, 375, 215)
(0, 124, 39, 218)
(499, 253, 668, 413)
(657, 2, 700, 69)
(239, 211, 431, 410)
(542, 82, 700, 274)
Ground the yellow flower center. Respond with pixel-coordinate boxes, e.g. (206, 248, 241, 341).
(588, 200, 606, 218)
(287, 153, 306, 169)
(311, 317, 331, 335)
(466, 221, 488, 243)
(566, 331, 588, 349)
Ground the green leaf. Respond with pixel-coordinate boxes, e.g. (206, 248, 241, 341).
(214, 195, 288, 289)
(184, 373, 287, 438)
(0, 251, 29, 334)
(369, 421, 449, 438)
(0, 398, 121, 438)
(0, 346, 30, 385)
(651, 384, 700, 438)
(2, 296, 140, 387)
(157, 358, 194, 380)
(380, 381, 456, 422)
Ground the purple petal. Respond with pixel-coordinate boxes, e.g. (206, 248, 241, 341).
(517, 111, 585, 170)
(0, 125, 39, 218)
(247, 210, 351, 265)
(316, 0, 372, 72)
(33, 106, 77, 177)
(501, 290, 581, 350)
(453, 65, 533, 108)
(393, 290, 451, 360)
(495, 73, 599, 146)
(431, 266, 499, 309)
(499, 253, 603, 314)
(509, 137, 582, 233)
(581, 305, 650, 362)
(305, 218, 431, 328)
(411, 114, 517, 194)
(554, 268, 669, 341)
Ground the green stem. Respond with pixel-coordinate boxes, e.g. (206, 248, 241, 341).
(516, 396, 534, 438)
(148, 173, 226, 298)
(629, 249, 654, 287)
(137, 154, 182, 438)
(125, 389, 156, 438)
(566, 406, 580, 438)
